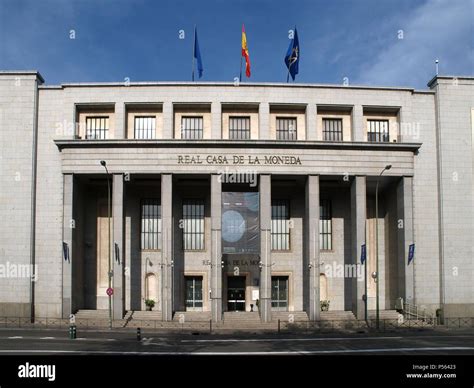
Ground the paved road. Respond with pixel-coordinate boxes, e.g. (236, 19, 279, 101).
(0, 328, 473, 355)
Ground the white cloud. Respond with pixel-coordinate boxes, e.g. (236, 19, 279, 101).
(354, 0, 474, 88)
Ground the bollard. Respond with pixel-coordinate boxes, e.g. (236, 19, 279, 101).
(69, 325, 76, 339)
(278, 319, 281, 334)
(209, 319, 212, 334)
(137, 327, 141, 341)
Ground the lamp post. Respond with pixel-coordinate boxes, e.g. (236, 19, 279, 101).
(100, 160, 113, 330)
(375, 164, 392, 330)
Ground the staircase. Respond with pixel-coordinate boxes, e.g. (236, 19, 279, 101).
(74, 309, 110, 320)
(403, 303, 433, 320)
(125, 310, 163, 321)
(320, 311, 357, 321)
(221, 311, 273, 330)
(272, 311, 309, 322)
(172, 311, 211, 322)
(368, 310, 401, 320)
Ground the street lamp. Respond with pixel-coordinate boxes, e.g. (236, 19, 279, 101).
(100, 160, 113, 330)
(375, 164, 391, 330)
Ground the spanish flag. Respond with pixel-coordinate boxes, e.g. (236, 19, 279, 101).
(241, 24, 251, 78)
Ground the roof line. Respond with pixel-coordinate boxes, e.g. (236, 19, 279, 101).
(38, 80, 435, 94)
(0, 70, 44, 83)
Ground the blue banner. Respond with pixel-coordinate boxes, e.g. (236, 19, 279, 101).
(408, 243, 415, 265)
(361, 243, 366, 264)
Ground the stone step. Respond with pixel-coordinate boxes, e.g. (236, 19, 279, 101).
(223, 312, 261, 322)
(272, 311, 309, 322)
(74, 310, 110, 319)
(129, 310, 163, 320)
(320, 311, 357, 320)
(172, 311, 212, 322)
(367, 310, 401, 320)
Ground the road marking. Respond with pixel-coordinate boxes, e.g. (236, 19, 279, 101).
(181, 336, 404, 343)
(76, 338, 116, 342)
(0, 347, 472, 355)
(3, 336, 116, 341)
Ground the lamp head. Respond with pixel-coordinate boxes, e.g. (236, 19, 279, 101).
(100, 160, 106, 167)
(385, 164, 392, 170)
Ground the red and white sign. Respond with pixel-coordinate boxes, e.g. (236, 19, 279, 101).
(106, 287, 113, 296)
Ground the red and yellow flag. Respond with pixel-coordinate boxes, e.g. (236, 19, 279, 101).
(241, 24, 251, 78)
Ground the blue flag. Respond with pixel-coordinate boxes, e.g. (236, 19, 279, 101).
(284, 27, 300, 81)
(361, 244, 366, 264)
(408, 243, 415, 265)
(193, 26, 203, 80)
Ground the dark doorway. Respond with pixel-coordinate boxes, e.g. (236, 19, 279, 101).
(227, 276, 246, 311)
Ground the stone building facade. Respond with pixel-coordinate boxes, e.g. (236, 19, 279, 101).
(0, 71, 472, 322)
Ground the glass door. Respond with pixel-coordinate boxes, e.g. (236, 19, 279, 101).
(185, 276, 203, 311)
(227, 276, 246, 311)
(271, 276, 288, 310)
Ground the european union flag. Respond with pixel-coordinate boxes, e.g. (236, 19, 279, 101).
(193, 26, 203, 81)
(285, 27, 300, 82)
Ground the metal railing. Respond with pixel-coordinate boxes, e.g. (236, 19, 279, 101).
(0, 316, 472, 332)
(404, 302, 433, 320)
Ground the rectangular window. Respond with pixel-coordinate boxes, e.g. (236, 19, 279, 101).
(134, 116, 156, 139)
(276, 117, 297, 140)
(86, 116, 109, 139)
(271, 276, 288, 310)
(367, 119, 389, 142)
(229, 116, 251, 140)
(185, 276, 203, 310)
(181, 116, 203, 139)
(183, 199, 205, 250)
(141, 199, 161, 250)
(323, 118, 343, 141)
(320, 199, 332, 250)
(271, 200, 290, 250)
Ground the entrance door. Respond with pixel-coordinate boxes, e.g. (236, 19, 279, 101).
(227, 276, 246, 311)
(185, 276, 203, 311)
(271, 276, 288, 311)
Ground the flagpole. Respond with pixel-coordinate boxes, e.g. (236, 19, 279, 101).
(239, 56, 243, 82)
(192, 25, 196, 82)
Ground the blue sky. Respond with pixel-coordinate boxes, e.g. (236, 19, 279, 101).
(0, 0, 472, 88)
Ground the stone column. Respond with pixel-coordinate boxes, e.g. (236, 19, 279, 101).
(211, 174, 223, 321)
(259, 102, 270, 140)
(259, 174, 272, 322)
(211, 102, 222, 139)
(306, 104, 317, 141)
(397, 177, 415, 304)
(114, 102, 125, 139)
(161, 174, 173, 321)
(162, 102, 173, 139)
(352, 105, 364, 142)
(351, 176, 366, 319)
(305, 175, 320, 320)
(112, 174, 125, 319)
(62, 174, 74, 318)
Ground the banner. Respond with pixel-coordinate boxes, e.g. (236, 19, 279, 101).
(222, 192, 259, 254)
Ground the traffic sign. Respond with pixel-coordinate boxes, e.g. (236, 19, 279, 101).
(106, 287, 113, 296)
